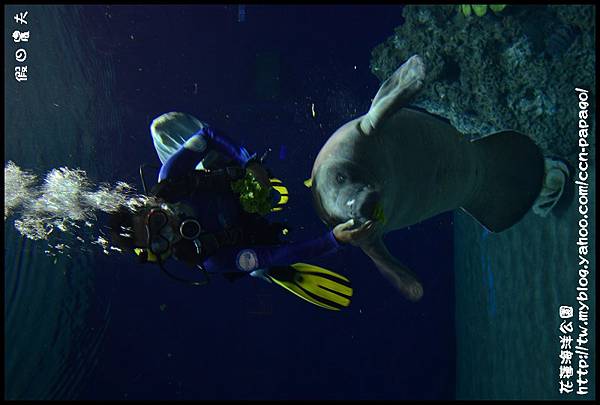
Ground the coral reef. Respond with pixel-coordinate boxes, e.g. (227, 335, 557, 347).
(370, 5, 595, 160)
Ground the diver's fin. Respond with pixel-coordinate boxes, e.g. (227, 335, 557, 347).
(150, 112, 205, 165)
(303, 178, 312, 188)
(150, 112, 228, 171)
(265, 263, 353, 310)
(269, 178, 289, 212)
(462, 130, 545, 232)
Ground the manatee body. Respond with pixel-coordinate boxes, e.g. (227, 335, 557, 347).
(309, 55, 545, 301)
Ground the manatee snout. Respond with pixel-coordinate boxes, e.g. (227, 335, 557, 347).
(317, 160, 382, 225)
(341, 185, 381, 226)
(353, 189, 381, 223)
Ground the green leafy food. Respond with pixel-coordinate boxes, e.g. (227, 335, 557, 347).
(459, 4, 507, 17)
(231, 171, 273, 215)
(472, 5, 488, 17)
(489, 4, 507, 13)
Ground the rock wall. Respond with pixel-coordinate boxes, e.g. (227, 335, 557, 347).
(370, 5, 595, 161)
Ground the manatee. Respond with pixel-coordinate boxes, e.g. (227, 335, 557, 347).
(308, 54, 568, 302)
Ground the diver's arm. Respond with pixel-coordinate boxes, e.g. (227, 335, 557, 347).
(158, 126, 254, 181)
(202, 231, 343, 273)
(268, 230, 343, 265)
(202, 127, 255, 167)
(270, 219, 378, 263)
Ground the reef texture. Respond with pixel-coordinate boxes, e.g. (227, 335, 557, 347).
(370, 5, 595, 160)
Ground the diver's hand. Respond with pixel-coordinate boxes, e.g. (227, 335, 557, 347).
(333, 219, 376, 245)
(246, 161, 271, 189)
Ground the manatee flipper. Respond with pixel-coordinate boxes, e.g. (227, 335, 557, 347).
(360, 237, 424, 302)
(150, 112, 230, 171)
(360, 54, 425, 136)
(462, 130, 545, 232)
(531, 157, 571, 217)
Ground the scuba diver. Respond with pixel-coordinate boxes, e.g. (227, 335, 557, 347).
(108, 112, 375, 311)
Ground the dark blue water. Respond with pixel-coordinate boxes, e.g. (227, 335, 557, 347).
(5, 5, 454, 399)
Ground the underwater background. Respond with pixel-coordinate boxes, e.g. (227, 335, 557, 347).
(4, 4, 595, 400)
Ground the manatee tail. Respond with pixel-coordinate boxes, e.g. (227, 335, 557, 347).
(462, 130, 544, 232)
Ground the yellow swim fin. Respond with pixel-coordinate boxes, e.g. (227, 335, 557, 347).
(265, 263, 353, 310)
(303, 178, 312, 188)
(270, 178, 288, 212)
(134, 247, 170, 263)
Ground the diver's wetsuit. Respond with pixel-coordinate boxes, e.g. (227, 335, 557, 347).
(158, 126, 343, 274)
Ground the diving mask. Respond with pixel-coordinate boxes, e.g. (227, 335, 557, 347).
(145, 208, 174, 257)
(179, 218, 202, 240)
(145, 208, 206, 258)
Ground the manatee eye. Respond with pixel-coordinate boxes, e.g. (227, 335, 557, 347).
(336, 173, 346, 184)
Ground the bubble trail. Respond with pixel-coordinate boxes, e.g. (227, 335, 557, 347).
(4, 161, 157, 256)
